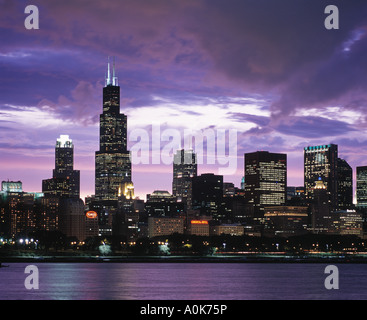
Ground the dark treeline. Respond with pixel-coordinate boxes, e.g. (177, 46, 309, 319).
(1, 231, 365, 256)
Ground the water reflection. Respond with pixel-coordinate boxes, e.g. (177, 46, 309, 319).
(0, 263, 366, 300)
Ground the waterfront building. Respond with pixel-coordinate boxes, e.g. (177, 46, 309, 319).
(172, 149, 197, 204)
(337, 158, 353, 210)
(357, 166, 367, 208)
(187, 219, 210, 236)
(304, 144, 338, 209)
(59, 197, 98, 241)
(42, 135, 80, 198)
(0, 182, 43, 237)
(335, 210, 363, 238)
(263, 206, 308, 237)
(148, 216, 184, 238)
(95, 58, 131, 202)
(190, 173, 224, 220)
(244, 151, 287, 218)
(210, 223, 245, 236)
(309, 178, 334, 234)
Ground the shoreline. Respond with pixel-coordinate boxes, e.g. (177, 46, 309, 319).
(2, 253, 367, 264)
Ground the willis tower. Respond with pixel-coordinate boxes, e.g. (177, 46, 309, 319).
(95, 58, 132, 202)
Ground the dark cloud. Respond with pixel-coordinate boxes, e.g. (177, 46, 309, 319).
(275, 116, 355, 138)
(1, 0, 367, 195)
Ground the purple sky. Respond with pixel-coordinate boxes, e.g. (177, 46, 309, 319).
(1, 0, 367, 201)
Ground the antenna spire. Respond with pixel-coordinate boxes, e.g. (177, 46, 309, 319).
(105, 56, 112, 86)
(112, 56, 118, 86)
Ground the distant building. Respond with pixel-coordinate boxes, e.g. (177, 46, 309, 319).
(337, 158, 353, 210)
(244, 151, 287, 218)
(287, 186, 305, 202)
(335, 210, 363, 238)
(190, 173, 224, 220)
(304, 144, 338, 209)
(210, 224, 244, 236)
(34, 195, 60, 232)
(148, 216, 184, 238)
(223, 182, 235, 197)
(172, 149, 197, 204)
(0, 183, 43, 237)
(114, 182, 139, 241)
(95, 59, 131, 202)
(42, 135, 80, 198)
(145, 190, 184, 218)
(1, 181, 22, 193)
(187, 219, 210, 236)
(264, 206, 308, 237)
(357, 166, 367, 208)
(309, 179, 334, 234)
(59, 198, 98, 241)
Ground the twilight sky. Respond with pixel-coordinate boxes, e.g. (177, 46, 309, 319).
(1, 0, 367, 201)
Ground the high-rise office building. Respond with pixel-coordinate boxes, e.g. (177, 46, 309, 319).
(337, 158, 353, 210)
(42, 135, 80, 198)
(172, 149, 197, 203)
(310, 178, 333, 234)
(244, 151, 287, 217)
(95, 58, 131, 201)
(190, 173, 223, 220)
(357, 166, 367, 208)
(0, 181, 43, 237)
(304, 144, 338, 209)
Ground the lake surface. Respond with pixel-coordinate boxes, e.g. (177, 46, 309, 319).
(0, 263, 366, 300)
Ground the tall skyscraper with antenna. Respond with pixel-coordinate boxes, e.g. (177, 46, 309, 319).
(95, 58, 131, 202)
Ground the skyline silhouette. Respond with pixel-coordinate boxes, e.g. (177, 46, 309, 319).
(1, 1, 367, 201)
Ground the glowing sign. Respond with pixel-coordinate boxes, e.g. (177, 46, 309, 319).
(191, 220, 208, 225)
(86, 211, 98, 219)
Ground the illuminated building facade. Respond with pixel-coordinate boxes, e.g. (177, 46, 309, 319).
(264, 206, 308, 237)
(244, 151, 287, 217)
(304, 144, 338, 209)
(148, 216, 184, 238)
(336, 210, 363, 237)
(0, 182, 43, 237)
(172, 149, 197, 204)
(34, 195, 60, 232)
(1, 181, 22, 193)
(357, 166, 367, 208)
(42, 135, 80, 198)
(210, 223, 245, 236)
(114, 182, 139, 240)
(187, 219, 210, 236)
(95, 58, 131, 202)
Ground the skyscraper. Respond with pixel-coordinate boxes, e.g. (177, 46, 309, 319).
(190, 173, 223, 220)
(172, 149, 197, 203)
(244, 151, 287, 217)
(310, 178, 333, 234)
(357, 166, 367, 208)
(95, 58, 132, 201)
(337, 158, 353, 210)
(42, 135, 80, 198)
(304, 144, 338, 209)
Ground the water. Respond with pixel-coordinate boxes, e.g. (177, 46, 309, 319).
(0, 262, 366, 300)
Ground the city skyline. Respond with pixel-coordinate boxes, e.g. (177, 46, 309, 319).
(2, 1, 367, 201)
